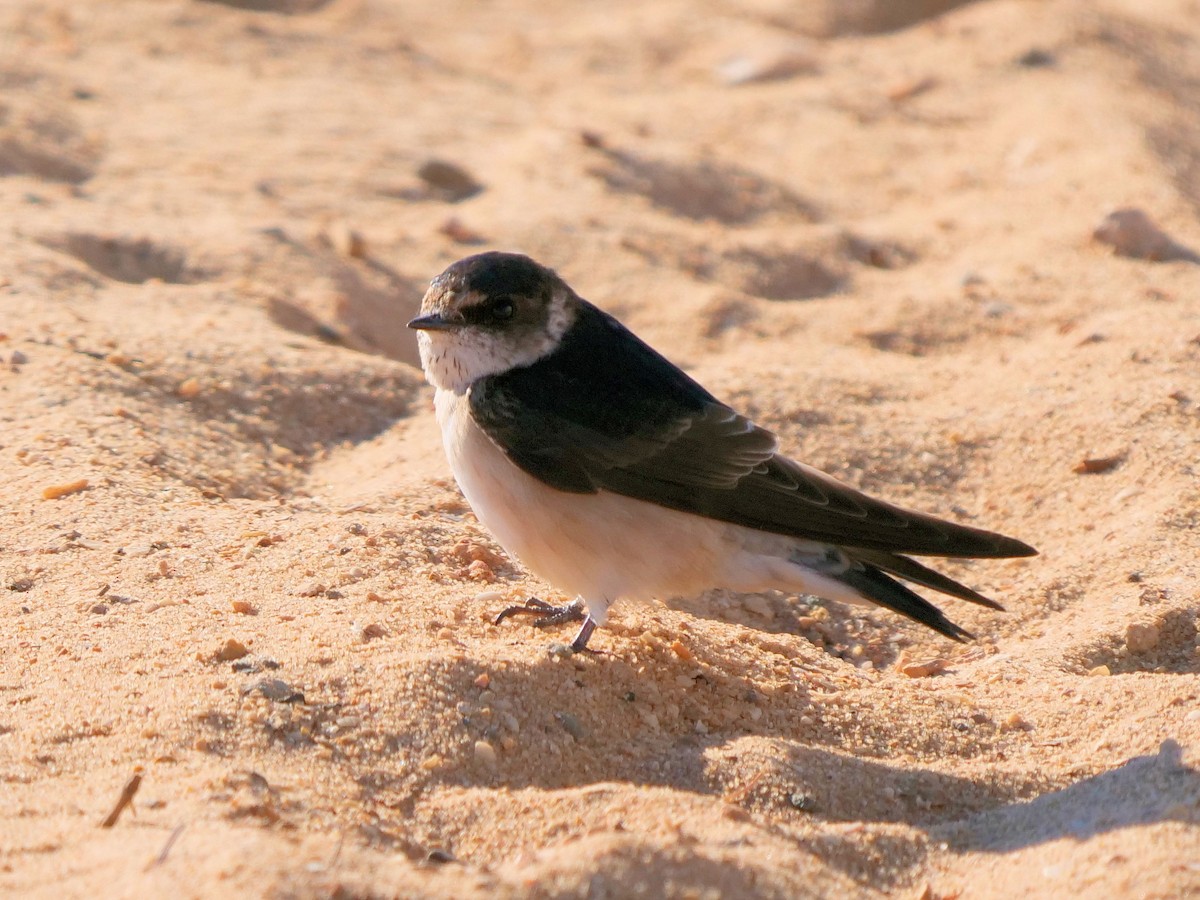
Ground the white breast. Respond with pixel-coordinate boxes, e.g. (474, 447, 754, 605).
(433, 389, 854, 623)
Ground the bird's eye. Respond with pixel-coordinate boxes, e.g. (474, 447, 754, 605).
(491, 297, 515, 322)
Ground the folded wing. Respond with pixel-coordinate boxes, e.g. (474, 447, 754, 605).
(469, 301, 1035, 560)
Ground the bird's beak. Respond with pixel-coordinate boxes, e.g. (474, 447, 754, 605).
(408, 313, 461, 331)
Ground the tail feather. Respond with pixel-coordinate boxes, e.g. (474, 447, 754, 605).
(846, 549, 1004, 610)
(834, 565, 974, 642)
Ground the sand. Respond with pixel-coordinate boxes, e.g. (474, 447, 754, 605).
(2, 0, 1199, 897)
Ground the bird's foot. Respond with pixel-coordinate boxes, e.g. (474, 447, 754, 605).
(494, 596, 586, 628)
(493, 598, 598, 653)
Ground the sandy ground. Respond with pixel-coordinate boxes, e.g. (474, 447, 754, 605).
(2, 0, 1200, 897)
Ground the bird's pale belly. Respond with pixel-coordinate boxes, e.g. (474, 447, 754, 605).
(434, 390, 825, 621)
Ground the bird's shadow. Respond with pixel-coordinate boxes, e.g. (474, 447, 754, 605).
(934, 738, 1199, 853)
(328, 626, 1200, 886)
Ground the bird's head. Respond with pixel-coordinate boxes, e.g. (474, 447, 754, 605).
(409, 252, 578, 393)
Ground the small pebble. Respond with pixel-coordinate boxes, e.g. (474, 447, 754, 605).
(1016, 48, 1056, 68)
(636, 707, 661, 732)
(417, 159, 483, 202)
(474, 672, 491, 689)
(1093, 208, 1200, 262)
(10, 349, 28, 365)
(420, 754, 443, 771)
(1074, 453, 1125, 475)
(1087, 664, 1111, 677)
(214, 638, 250, 662)
(1113, 487, 1140, 504)
(555, 711, 586, 740)
(787, 792, 816, 811)
(249, 679, 304, 703)
(325, 220, 367, 258)
(42, 478, 89, 500)
(717, 38, 818, 86)
(723, 804, 752, 822)
(670, 640, 693, 662)
(900, 658, 949, 678)
(177, 378, 202, 399)
(230, 599, 256, 615)
(473, 739, 497, 767)
(465, 560, 495, 582)
(1126, 622, 1161, 653)
(1001, 712, 1030, 732)
(886, 75, 938, 102)
(358, 622, 387, 642)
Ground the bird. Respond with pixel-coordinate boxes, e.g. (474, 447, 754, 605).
(408, 251, 1036, 653)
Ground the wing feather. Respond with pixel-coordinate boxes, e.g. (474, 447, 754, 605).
(469, 302, 1035, 559)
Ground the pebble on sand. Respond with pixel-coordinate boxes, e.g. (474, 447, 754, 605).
(177, 377, 203, 399)
(717, 39, 819, 86)
(214, 638, 250, 662)
(1074, 453, 1125, 475)
(473, 739, 497, 767)
(1093, 208, 1200, 263)
(417, 159, 483, 202)
(323, 220, 367, 259)
(42, 478, 89, 500)
(900, 657, 950, 678)
(1126, 622, 1161, 654)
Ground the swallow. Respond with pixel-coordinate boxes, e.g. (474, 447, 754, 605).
(409, 252, 1036, 653)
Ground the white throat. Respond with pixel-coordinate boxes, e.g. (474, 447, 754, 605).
(417, 289, 575, 394)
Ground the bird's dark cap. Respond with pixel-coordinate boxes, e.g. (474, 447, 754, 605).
(432, 251, 558, 300)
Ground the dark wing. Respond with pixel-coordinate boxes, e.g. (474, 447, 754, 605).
(469, 301, 1036, 559)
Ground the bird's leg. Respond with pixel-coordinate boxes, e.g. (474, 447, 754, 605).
(493, 597, 598, 652)
(567, 616, 596, 653)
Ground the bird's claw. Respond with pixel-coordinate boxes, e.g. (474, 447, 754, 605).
(493, 597, 586, 629)
(493, 598, 598, 653)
